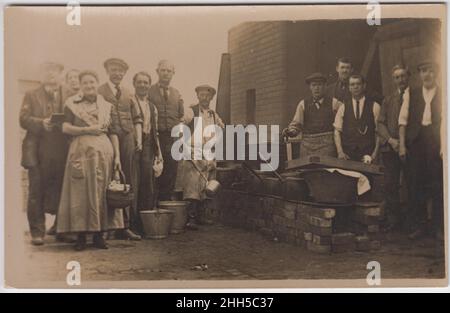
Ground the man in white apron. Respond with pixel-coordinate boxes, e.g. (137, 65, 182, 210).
(182, 85, 224, 230)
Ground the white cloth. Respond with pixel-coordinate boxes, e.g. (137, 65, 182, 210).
(324, 168, 371, 195)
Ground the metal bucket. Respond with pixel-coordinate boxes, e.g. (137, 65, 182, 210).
(140, 209, 174, 239)
(158, 201, 189, 234)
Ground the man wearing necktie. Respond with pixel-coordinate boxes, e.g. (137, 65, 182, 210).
(325, 57, 353, 102)
(377, 64, 410, 232)
(398, 60, 444, 242)
(148, 60, 184, 201)
(98, 58, 142, 241)
(282, 72, 343, 158)
(19, 62, 68, 245)
(333, 74, 381, 163)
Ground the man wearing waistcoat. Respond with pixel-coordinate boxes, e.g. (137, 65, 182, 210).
(20, 62, 68, 246)
(98, 58, 142, 241)
(283, 72, 343, 158)
(131, 71, 163, 233)
(325, 57, 353, 102)
(334, 74, 381, 163)
(399, 60, 444, 241)
(377, 64, 410, 232)
(149, 60, 184, 201)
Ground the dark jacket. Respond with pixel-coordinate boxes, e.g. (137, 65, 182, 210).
(19, 85, 67, 169)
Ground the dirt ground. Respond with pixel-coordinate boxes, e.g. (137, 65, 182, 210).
(19, 222, 446, 287)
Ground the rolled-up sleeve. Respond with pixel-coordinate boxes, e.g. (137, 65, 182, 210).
(130, 98, 143, 125)
(332, 98, 344, 112)
(398, 91, 410, 126)
(333, 103, 345, 132)
(288, 100, 305, 131)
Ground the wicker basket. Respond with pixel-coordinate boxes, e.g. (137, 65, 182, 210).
(107, 169, 134, 209)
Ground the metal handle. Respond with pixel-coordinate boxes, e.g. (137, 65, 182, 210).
(258, 152, 284, 182)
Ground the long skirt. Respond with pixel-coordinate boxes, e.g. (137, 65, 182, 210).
(56, 134, 124, 233)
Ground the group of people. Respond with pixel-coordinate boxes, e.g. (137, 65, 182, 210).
(20, 55, 444, 251)
(20, 58, 223, 250)
(283, 57, 444, 241)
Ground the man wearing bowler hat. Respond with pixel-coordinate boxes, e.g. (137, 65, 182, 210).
(98, 57, 142, 241)
(20, 62, 68, 245)
(182, 84, 224, 230)
(399, 59, 444, 241)
(283, 72, 343, 158)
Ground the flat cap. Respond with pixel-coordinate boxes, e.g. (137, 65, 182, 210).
(417, 59, 438, 71)
(40, 62, 64, 72)
(195, 84, 216, 96)
(103, 58, 129, 71)
(305, 72, 327, 84)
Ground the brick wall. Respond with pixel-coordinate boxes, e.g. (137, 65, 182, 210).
(228, 22, 288, 126)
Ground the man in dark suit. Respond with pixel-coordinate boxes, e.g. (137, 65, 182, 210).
(377, 64, 410, 232)
(325, 57, 353, 102)
(98, 58, 142, 241)
(148, 60, 184, 201)
(399, 60, 443, 241)
(20, 62, 68, 245)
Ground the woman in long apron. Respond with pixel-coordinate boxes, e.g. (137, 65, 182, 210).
(56, 70, 124, 251)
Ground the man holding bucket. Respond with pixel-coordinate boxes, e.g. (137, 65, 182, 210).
(182, 84, 225, 230)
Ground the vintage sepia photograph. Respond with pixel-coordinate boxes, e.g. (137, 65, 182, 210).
(2, 3, 448, 289)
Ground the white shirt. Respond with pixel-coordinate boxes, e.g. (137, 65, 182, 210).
(398, 86, 436, 126)
(108, 80, 120, 97)
(333, 96, 381, 132)
(288, 97, 342, 131)
(136, 96, 154, 135)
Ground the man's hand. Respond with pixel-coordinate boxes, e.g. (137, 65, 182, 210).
(282, 127, 297, 138)
(42, 118, 54, 132)
(388, 137, 400, 153)
(114, 156, 122, 174)
(86, 125, 105, 136)
(136, 140, 143, 152)
(399, 144, 407, 161)
(337, 151, 350, 160)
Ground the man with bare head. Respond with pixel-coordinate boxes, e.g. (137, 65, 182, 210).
(149, 60, 184, 201)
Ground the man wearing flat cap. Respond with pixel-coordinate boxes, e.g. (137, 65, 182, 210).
(398, 59, 444, 241)
(20, 62, 68, 245)
(283, 72, 343, 158)
(148, 60, 184, 202)
(98, 57, 142, 241)
(182, 84, 224, 229)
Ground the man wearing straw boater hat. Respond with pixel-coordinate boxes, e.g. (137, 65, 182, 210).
(283, 72, 343, 158)
(399, 59, 444, 241)
(98, 57, 142, 241)
(182, 84, 224, 230)
(20, 61, 68, 245)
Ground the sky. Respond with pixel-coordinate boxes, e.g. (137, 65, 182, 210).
(6, 6, 246, 107)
